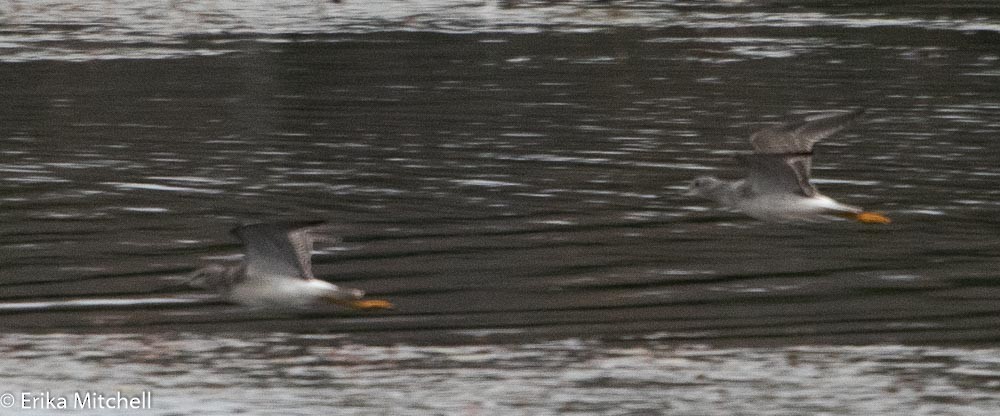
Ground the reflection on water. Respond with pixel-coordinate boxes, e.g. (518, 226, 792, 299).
(2, 1, 1000, 414)
(2, 1, 1000, 62)
(4, 333, 1000, 415)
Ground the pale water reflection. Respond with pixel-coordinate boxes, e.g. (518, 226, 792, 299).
(4, 333, 1000, 415)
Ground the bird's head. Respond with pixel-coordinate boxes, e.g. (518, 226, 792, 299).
(186, 264, 229, 289)
(686, 176, 724, 198)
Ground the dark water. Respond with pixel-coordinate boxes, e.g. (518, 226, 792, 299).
(2, 1, 1000, 414)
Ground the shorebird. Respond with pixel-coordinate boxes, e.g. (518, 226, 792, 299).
(687, 109, 891, 224)
(187, 221, 393, 311)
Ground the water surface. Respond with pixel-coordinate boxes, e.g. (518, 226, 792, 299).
(2, 1, 1000, 414)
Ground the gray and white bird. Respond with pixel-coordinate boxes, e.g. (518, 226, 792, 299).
(187, 221, 393, 311)
(687, 109, 891, 224)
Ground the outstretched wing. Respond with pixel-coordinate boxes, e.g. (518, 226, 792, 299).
(231, 220, 329, 280)
(750, 108, 866, 154)
(735, 154, 816, 197)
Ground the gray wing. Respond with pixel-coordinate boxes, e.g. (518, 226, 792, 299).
(750, 108, 865, 154)
(735, 154, 816, 197)
(231, 220, 328, 280)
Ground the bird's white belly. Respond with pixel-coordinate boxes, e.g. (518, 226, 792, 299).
(227, 277, 336, 310)
(735, 194, 855, 222)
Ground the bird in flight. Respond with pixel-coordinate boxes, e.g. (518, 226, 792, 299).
(687, 109, 891, 224)
(187, 221, 394, 311)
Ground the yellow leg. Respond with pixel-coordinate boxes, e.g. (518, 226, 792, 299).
(853, 212, 892, 224)
(835, 211, 891, 224)
(324, 295, 395, 310)
(347, 299, 395, 310)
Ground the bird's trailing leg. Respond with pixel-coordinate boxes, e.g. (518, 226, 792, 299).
(323, 294, 394, 310)
(347, 299, 395, 310)
(837, 211, 892, 224)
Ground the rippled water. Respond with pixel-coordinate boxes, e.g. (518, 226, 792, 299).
(4, 333, 1000, 415)
(2, 1, 1000, 414)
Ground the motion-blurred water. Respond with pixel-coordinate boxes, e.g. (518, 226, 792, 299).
(4, 333, 1000, 415)
(2, 1, 1000, 414)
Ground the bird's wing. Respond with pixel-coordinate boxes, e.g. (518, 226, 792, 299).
(750, 108, 865, 154)
(735, 154, 816, 197)
(231, 220, 329, 281)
